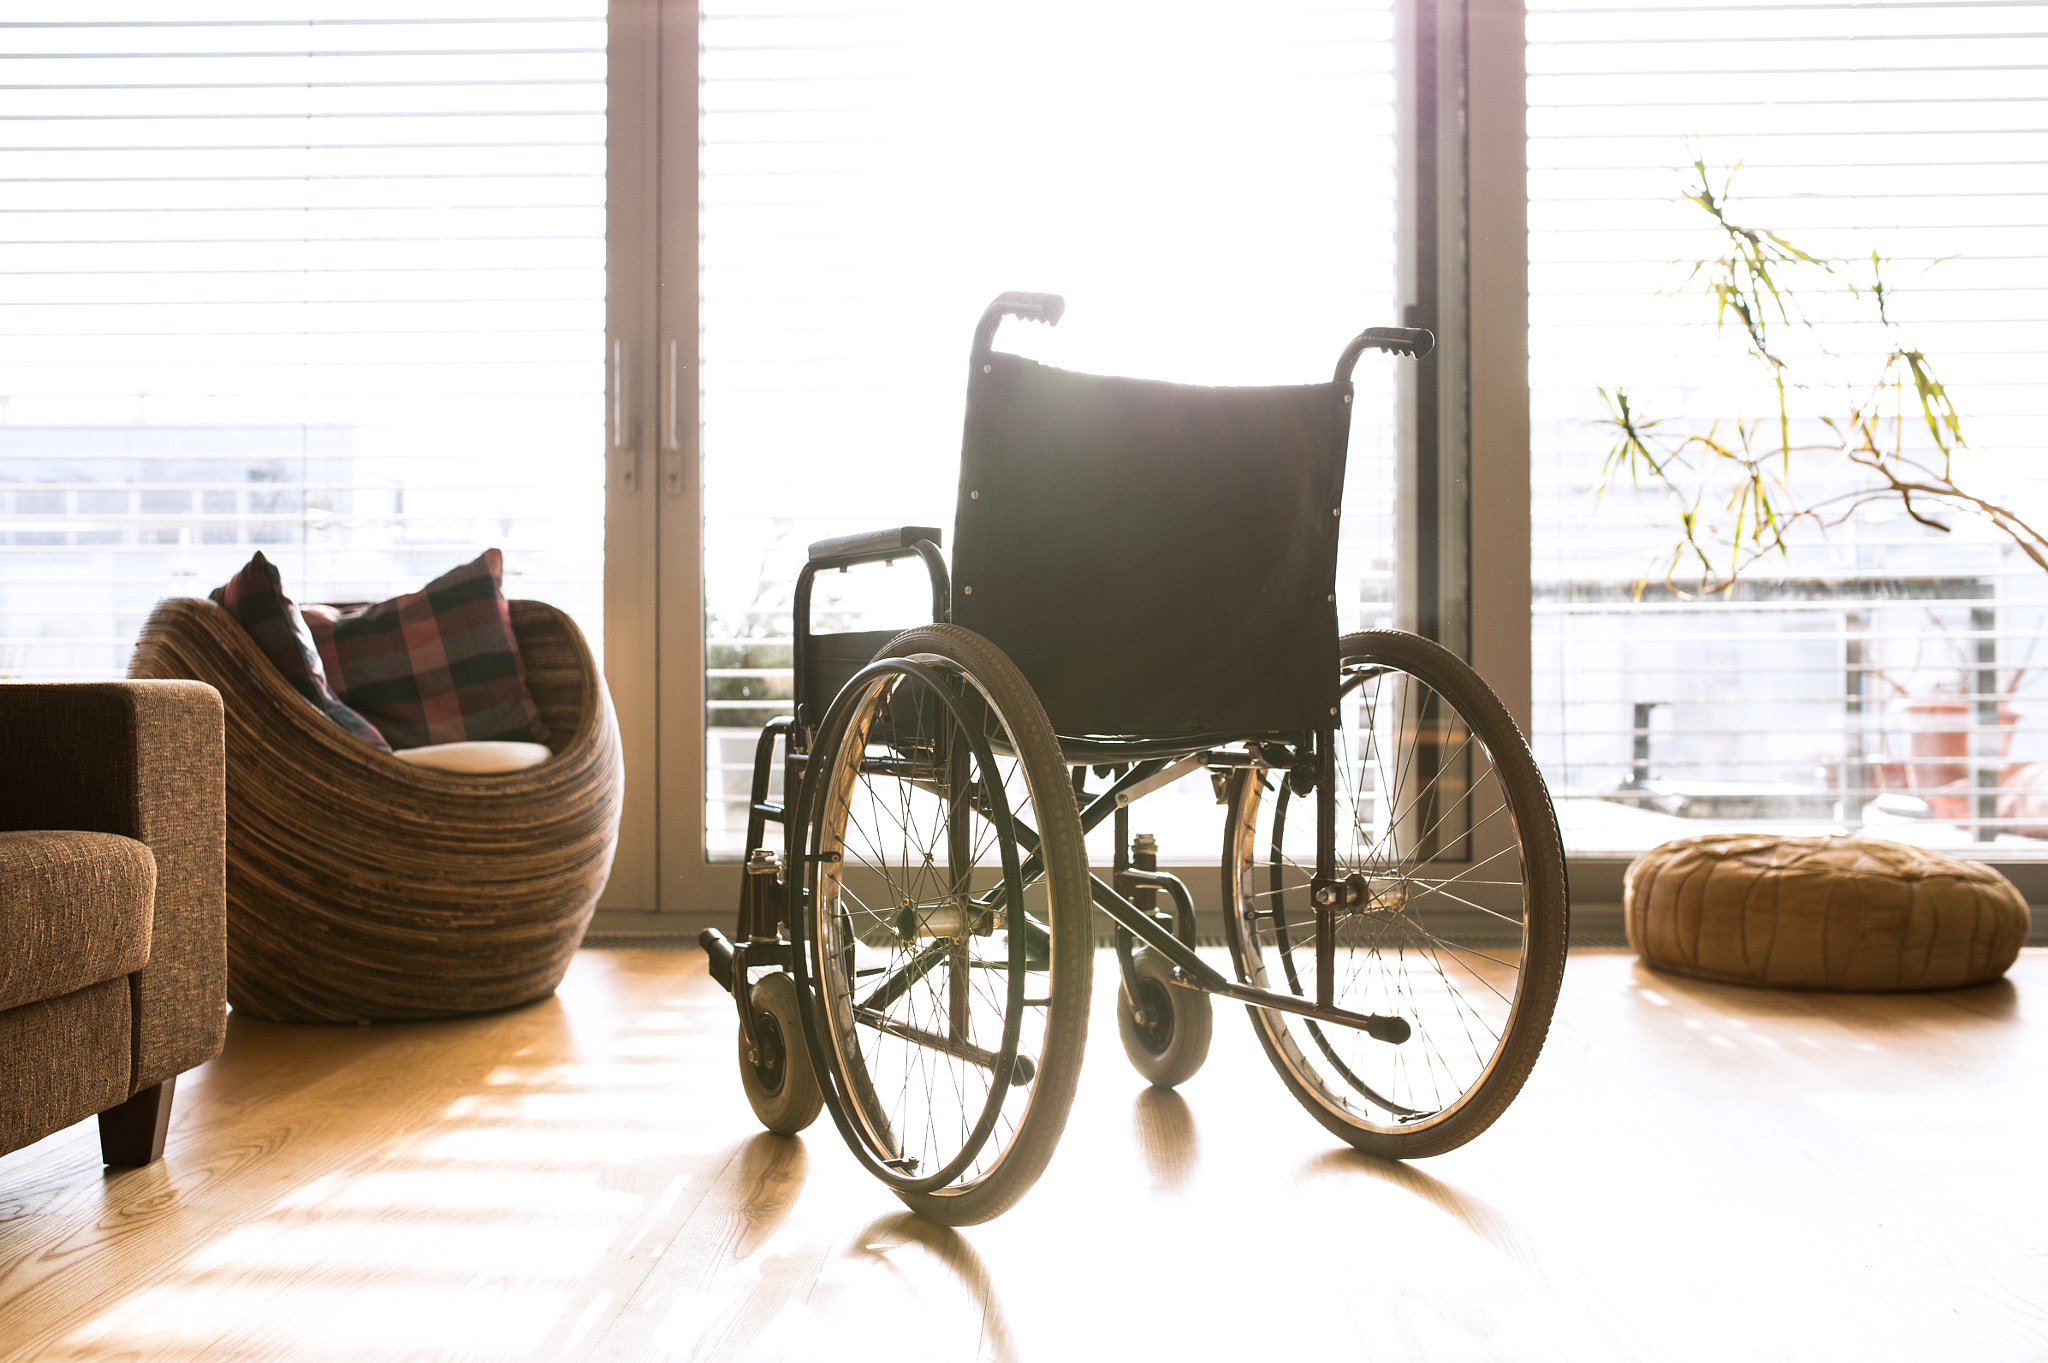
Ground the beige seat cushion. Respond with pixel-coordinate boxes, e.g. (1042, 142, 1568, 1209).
(0, 830, 156, 1011)
(390, 741, 553, 774)
(1625, 834, 2029, 991)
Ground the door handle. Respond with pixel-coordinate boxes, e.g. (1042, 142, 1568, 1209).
(612, 337, 640, 492)
(664, 339, 685, 496)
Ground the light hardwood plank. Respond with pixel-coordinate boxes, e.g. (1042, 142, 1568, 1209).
(2, 948, 2044, 1361)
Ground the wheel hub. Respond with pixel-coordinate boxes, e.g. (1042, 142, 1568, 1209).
(750, 1011, 786, 1094)
(1358, 878, 1408, 913)
(894, 900, 987, 941)
(1131, 979, 1174, 1052)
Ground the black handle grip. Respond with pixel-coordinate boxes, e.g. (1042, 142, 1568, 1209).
(973, 291, 1066, 355)
(1334, 324, 1435, 381)
(1360, 326, 1433, 357)
(994, 291, 1065, 324)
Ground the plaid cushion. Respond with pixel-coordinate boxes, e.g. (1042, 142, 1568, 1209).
(210, 551, 393, 752)
(304, 549, 549, 751)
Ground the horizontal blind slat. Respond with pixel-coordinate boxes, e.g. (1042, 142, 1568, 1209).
(0, 7, 606, 684)
(1530, 0, 2048, 854)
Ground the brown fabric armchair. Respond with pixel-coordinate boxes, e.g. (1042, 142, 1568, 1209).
(0, 681, 227, 1166)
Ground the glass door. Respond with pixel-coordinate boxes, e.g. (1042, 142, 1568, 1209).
(692, 0, 1403, 877)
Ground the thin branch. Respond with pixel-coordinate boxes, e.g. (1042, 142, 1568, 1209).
(1595, 151, 2045, 594)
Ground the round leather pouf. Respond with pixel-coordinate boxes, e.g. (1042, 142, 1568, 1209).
(1625, 833, 2030, 991)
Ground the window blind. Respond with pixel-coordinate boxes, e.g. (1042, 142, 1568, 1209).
(699, 0, 1399, 858)
(1529, 0, 2048, 851)
(0, 4, 607, 683)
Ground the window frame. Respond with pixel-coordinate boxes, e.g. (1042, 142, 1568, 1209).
(598, 0, 740, 928)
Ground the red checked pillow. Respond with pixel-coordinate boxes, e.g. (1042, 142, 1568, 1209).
(302, 549, 549, 751)
(210, 551, 392, 752)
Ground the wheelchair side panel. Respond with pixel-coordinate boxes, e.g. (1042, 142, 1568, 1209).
(799, 627, 900, 729)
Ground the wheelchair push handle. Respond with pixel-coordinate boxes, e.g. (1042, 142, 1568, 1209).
(973, 291, 1066, 356)
(994, 291, 1065, 323)
(1334, 325, 1435, 380)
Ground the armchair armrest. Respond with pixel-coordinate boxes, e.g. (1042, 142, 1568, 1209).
(0, 681, 226, 1091)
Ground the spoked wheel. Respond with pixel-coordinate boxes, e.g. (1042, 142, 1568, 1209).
(788, 624, 1092, 1225)
(1221, 629, 1567, 1158)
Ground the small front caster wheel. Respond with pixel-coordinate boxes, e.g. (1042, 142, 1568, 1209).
(739, 971, 823, 1134)
(1117, 947, 1212, 1088)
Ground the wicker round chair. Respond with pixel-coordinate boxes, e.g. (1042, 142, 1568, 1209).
(129, 595, 622, 1024)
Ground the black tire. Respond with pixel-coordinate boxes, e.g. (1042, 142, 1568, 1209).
(788, 624, 1092, 1225)
(1221, 629, 1568, 1158)
(738, 971, 824, 1135)
(1116, 946, 1213, 1088)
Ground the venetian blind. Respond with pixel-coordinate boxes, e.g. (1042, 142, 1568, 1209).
(1529, 0, 2048, 851)
(0, 3, 607, 681)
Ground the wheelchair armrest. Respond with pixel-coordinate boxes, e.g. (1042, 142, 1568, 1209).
(792, 528, 950, 728)
(805, 525, 943, 567)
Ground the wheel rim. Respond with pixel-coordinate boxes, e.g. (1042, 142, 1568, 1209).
(800, 654, 1060, 1194)
(750, 1009, 787, 1096)
(1227, 647, 1541, 1136)
(1128, 976, 1174, 1055)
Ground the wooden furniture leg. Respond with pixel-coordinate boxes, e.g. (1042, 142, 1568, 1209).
(98, 1077, 177, 1167)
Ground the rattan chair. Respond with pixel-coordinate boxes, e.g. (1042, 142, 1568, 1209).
(129, 595, 622, 1023)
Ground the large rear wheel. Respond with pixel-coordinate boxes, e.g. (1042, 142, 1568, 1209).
(1221, 629, 1567, 1157)
(789, 624, 1092, 1224)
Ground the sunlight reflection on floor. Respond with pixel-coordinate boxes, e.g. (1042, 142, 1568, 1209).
(5, 949, 2044, 1362)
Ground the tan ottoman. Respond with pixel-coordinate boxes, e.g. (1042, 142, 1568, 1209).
(1625, 834, 2030, 990)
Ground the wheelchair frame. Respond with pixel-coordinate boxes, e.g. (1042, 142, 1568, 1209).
(701, 293, 1567, 1224)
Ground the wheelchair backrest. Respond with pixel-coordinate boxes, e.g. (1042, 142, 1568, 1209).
(951, 353, 1352, 743)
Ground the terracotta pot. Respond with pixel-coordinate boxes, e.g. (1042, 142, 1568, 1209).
(1895, 698, 2016, 792)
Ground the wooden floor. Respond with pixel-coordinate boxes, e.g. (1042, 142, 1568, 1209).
(3, 948, 2044, 1362)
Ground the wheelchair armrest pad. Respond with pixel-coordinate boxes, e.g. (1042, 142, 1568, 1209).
(806, 526, 943, 565)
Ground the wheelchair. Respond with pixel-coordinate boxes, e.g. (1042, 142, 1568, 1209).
(699, 293, 1569, 1225)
